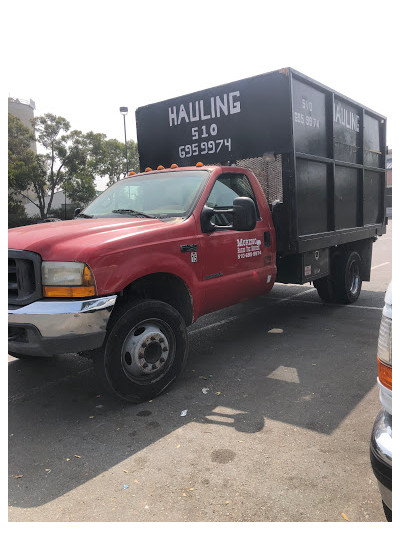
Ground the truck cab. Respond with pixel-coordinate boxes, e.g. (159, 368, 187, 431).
(9, 165, 275, 402)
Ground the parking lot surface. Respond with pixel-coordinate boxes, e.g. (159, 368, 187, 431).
(8, 221, 391, 522)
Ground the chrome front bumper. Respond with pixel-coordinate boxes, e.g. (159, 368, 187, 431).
(8, 295, 117, 357)
(370, 409, 392, 510)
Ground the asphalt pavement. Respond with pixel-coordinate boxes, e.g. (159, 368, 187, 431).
(8, 220, 392, 522)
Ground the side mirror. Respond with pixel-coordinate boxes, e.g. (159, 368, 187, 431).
(200, 205, 216, 233)
(200, 197, 257, 233)
(232, 197, 257, 231)
(74, 208, 81, 217)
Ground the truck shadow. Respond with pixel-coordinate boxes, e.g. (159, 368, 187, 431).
(8, 288, 384, 508)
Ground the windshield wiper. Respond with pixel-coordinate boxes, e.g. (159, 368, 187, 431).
(112, 209, 156, 219)
(75, 213, 93, 218)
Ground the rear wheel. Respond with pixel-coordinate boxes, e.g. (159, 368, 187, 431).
(314, 250, 362, 304)
(313, 277, 336, 303)
(94, 299, 188, 403)
(333, 250, 362, 304)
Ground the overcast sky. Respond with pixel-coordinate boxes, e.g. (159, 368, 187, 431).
(5, 0, 396, 189)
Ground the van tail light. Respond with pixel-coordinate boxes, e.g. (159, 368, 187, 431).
(377, 357, 392, 390)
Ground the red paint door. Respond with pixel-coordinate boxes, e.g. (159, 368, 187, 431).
(199, 172, 273, 313)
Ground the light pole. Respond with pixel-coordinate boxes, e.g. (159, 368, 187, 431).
(64, 185, 67, 220)
(120, 107, 129, 176)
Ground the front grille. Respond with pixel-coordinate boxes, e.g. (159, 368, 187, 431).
(8, 258, 18, 298)
(8, 250, 42, 306)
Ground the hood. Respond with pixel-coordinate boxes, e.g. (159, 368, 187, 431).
(8, 217, 179, 262)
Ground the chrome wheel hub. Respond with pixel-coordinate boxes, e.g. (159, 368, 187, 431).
(121, 321, 170, 377)
(349, 261, 360, 295)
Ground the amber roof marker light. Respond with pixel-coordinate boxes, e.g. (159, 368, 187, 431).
(145, 167, 152, 172)
(196, 162, 204, 167)
(170, 164, 178, 168)
(157, 165, 165, 170)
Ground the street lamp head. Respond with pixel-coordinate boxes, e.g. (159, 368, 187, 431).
(120, 106, 128, 115)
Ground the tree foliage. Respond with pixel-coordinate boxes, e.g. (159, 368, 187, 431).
(64, 173, 97, 205)
(8, 114, 39, 209)
(9, 112, 140, 222)
(8, 113, 89, 218)
(32, 114, 89, 217)
(86, 133, 139, 186)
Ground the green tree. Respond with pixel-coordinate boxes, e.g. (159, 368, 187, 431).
(64, 173, 97, 206)
(8, 114, 39, 213)
(31, 114, 90, 217)
(9, 113, 140, 221)
(9, 113, 94, 218)
(8, 193, 27, 217)
(85, 133, 140, 187)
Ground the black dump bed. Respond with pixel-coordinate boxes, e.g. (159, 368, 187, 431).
(136, 67, 387, 255)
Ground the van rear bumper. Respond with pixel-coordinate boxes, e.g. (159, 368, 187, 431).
(370, 410, 392, 510)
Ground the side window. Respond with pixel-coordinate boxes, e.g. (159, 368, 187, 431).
(206, 173, 260, 226)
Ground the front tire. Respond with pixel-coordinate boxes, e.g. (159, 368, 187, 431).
(382, 500, 392, 522)
(95, 300, 188, 403)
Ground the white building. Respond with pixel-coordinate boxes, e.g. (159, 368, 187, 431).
(24, 190, 72, 217)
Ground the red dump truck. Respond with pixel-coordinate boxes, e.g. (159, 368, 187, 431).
(8, 68, 387, 402)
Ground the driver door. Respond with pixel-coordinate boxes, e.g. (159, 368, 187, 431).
(200, 171, 270, 314)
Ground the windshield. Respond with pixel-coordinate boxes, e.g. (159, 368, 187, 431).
(82, 170, 210, 219)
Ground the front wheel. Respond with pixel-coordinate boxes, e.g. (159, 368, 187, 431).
(95, 300, 188, 403)
(382, 500, 392, 522)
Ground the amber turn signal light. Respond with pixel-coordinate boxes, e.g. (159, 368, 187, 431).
(377, 357, 392, 390)
(43, 286, 96, 298)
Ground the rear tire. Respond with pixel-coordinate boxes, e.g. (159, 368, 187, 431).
(313, 277, 336, 303)
(333, 250, 362, 304)
(94, 299, 188, 403)
(314, 250, 362, 304)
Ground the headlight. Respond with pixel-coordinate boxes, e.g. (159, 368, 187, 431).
(42, 261, 96, 297)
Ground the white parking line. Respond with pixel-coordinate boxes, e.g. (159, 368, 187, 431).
(266, 296, 382, 310)
(189, 306, 264, 335)
(271, 287, 316, 303)
(371, 262, 390, 270)
(189, 284, 382, 337)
